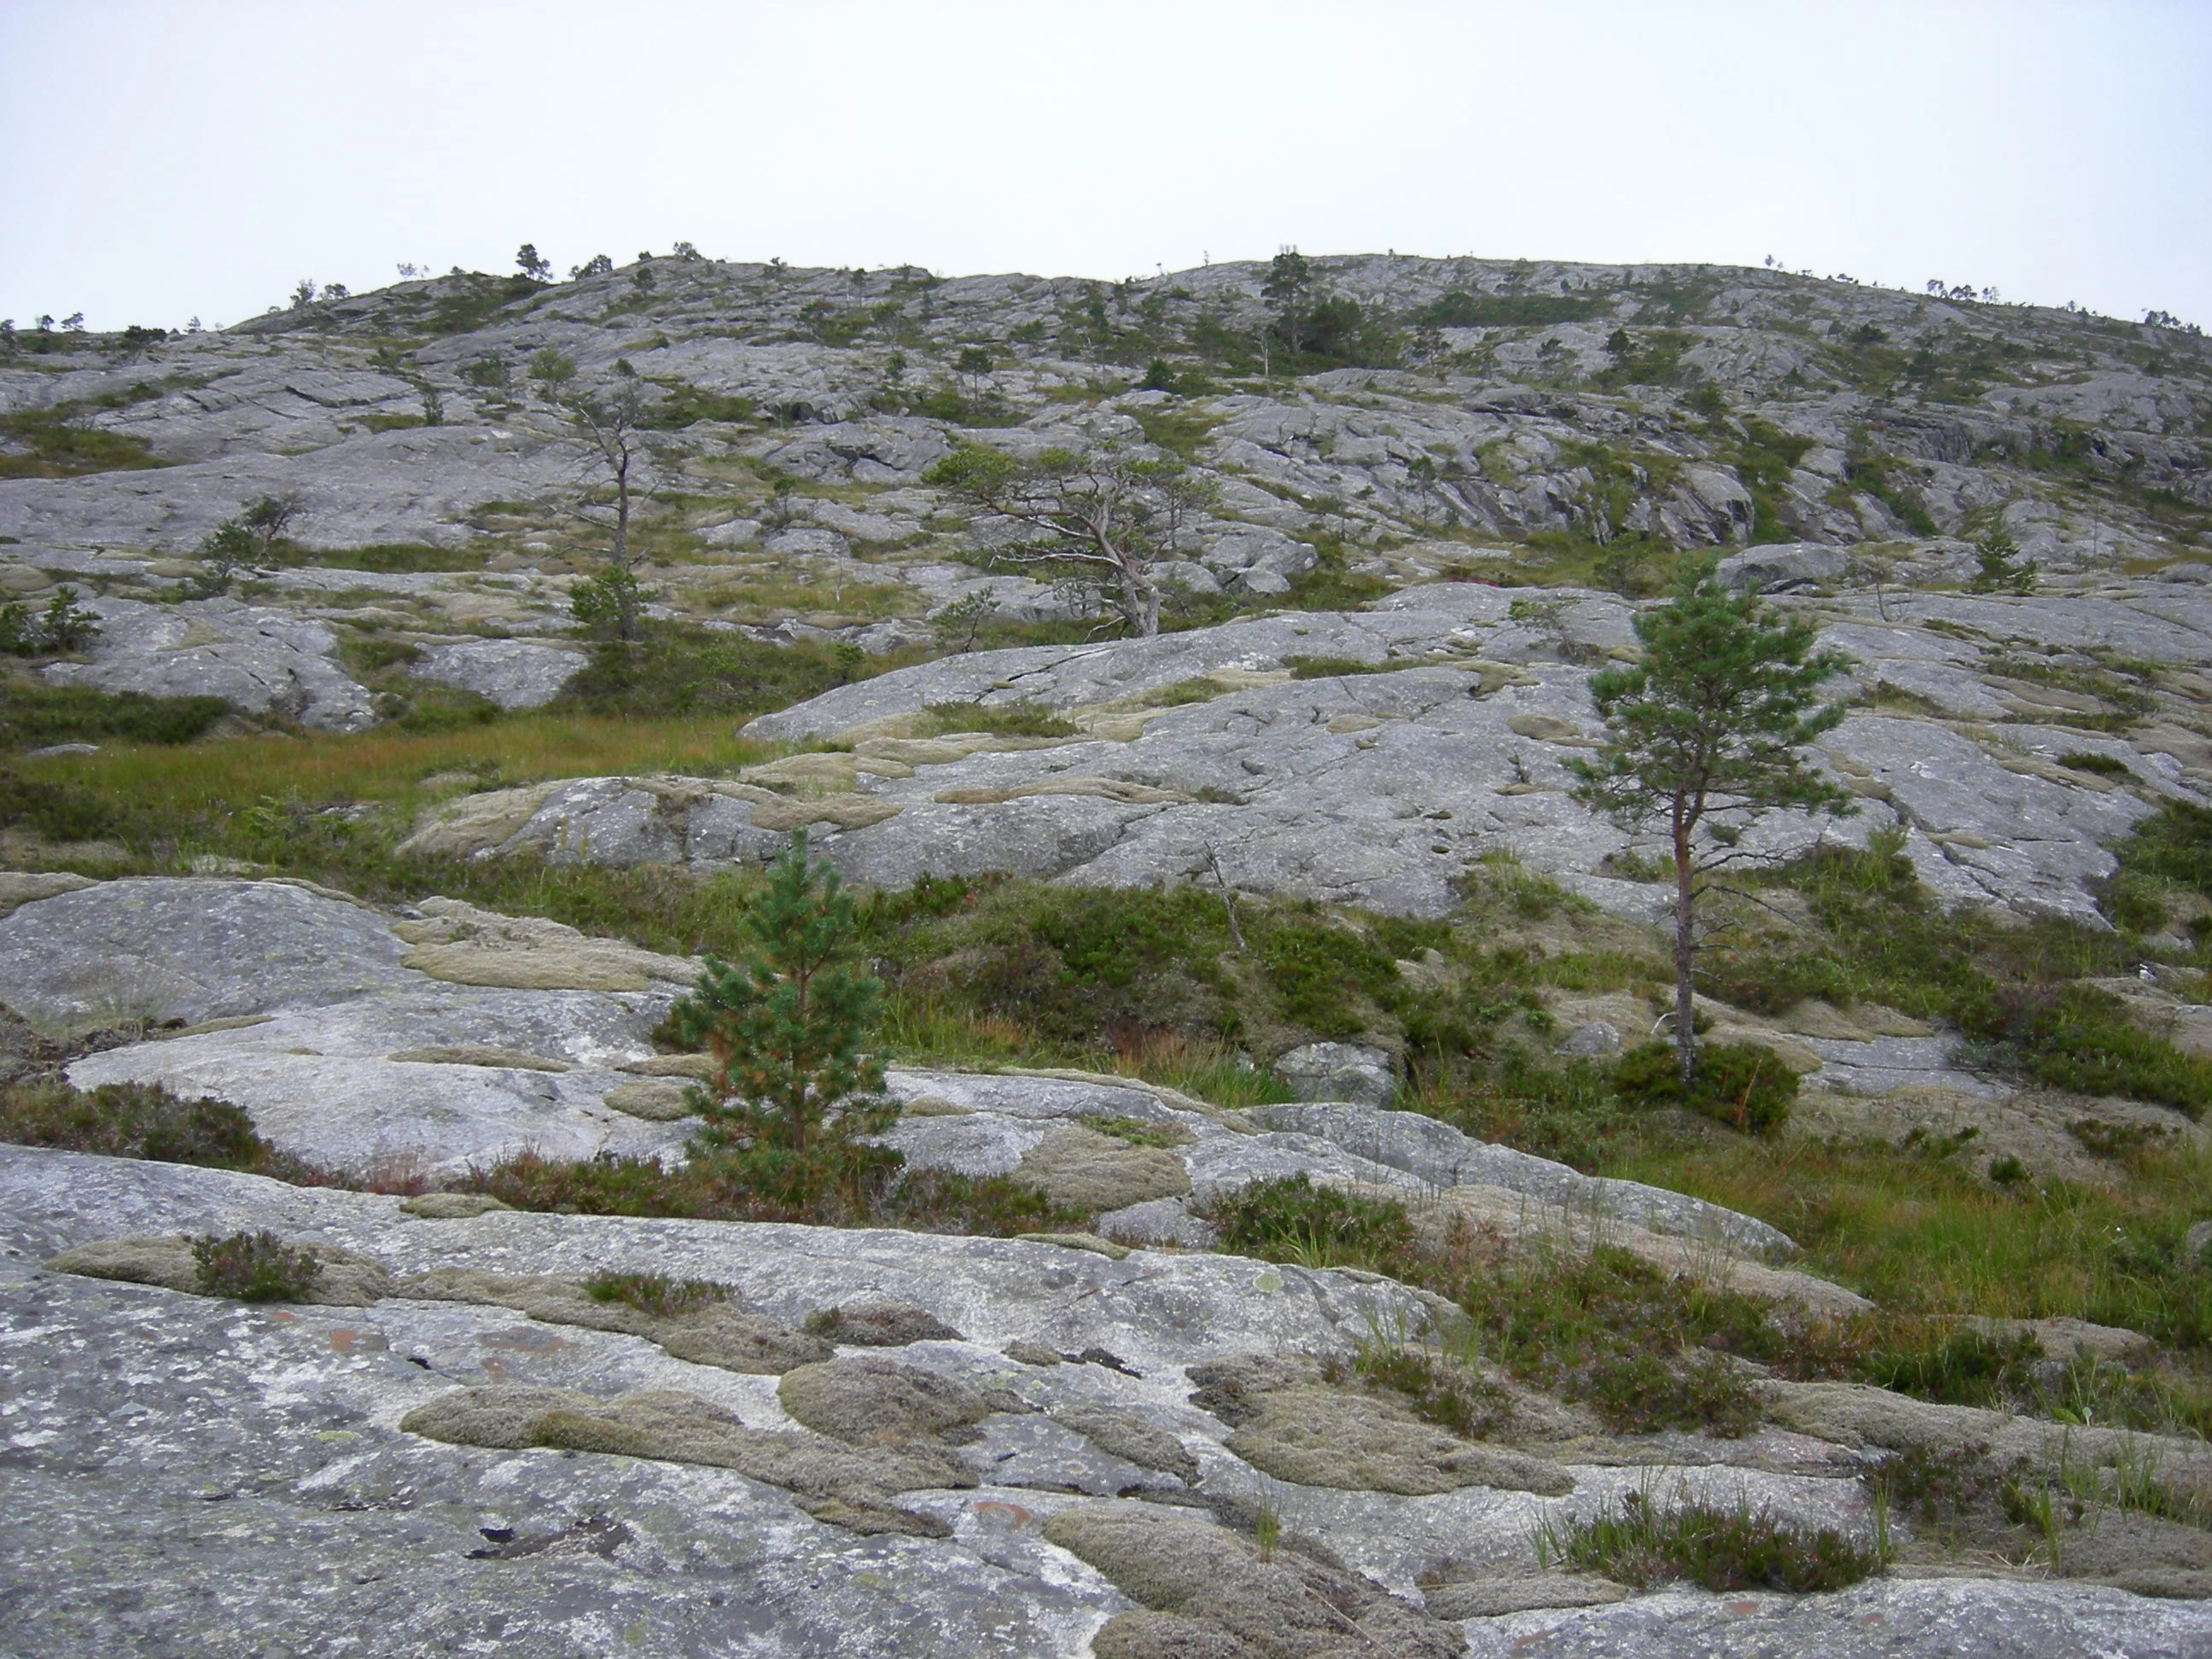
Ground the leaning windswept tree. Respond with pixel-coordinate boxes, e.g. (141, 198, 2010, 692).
(1569, 557, 1854, 1085)
(923, 440, 1196, 636)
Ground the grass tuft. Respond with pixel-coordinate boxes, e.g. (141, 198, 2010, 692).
(583, 1272, 730, 1317)
(1534, 1485, 1886, 1592)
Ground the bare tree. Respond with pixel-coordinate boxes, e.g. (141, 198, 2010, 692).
(923, 442, 1196, 636)
(548, 375, 657, 639)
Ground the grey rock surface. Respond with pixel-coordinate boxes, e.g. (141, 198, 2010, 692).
(1453, 1580, 2210, 1657)
(1244, 1103, 1796, 1254)
(365, 576, 2203, 927)
(410, 635, 586, 709)
(0, 878, 694, 1176)
(0, 880, 1791, 1256)
(9, 1147, 2199, 1658)
(1273, 1041, 1399, 1109)
(43, 594, 377, 730)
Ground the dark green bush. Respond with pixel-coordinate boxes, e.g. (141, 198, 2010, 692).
(0, 770, 117, 840)
(1452, 1245, 1777, 1435)
(1283, 655, 1394, 679)
(584, 1272, 730, 1317)
(1, 682, 230, 747)
(1583, 1349, 1761, 1436)
(2119, 800, 2212, 895)
(1206, 1173, 1415, 1272)
(1415, 291, 1598, 329)
(1970, 984, 2212, 1118)
(1255, 919, 1399, 1038)
(0, 1079, 272, 1167)
(555, 622, 858, 719)
(453, 1149, 1081, 1235)
(191, 1230, 323, 1301)
(1538, 1489, 1883, 1592)
(2059, 751, 2133, 778)
(954, 883, 1235, 1047)
(1350, 1343, 1513, 1440)
(921, 699, 1081, 737)
(1860, 1325, 2040, 1404)
(1613, 1040, 1795, 1134)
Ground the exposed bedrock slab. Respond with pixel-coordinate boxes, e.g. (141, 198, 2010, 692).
(0, 880, 1796, 1259)
(1453, 1579, 2212, 1658)
(366, 580, 2204, 924)
(409, 634, 586, 709)
(0, 879, 695, 1175)
(0, 422, 576, 551)
(6, 1151, 2207, 1652)
(1244, 1103, 1796, 1254)
(42, 594, 378, 731)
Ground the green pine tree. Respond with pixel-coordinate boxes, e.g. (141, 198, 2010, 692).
(1569, 556, 1854, 1085)
(669, 830, 896, 1205)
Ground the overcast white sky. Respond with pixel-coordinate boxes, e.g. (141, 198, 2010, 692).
(3, 0, 2207, 333)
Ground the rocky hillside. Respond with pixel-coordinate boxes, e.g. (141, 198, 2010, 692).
(8, 255, 2212, 1656)
(6, 875, 2211, 1656)
(3, 253, 2208, 724)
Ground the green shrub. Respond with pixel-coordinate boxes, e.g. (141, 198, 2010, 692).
(1452, 1245, 1775, 1435)
(1971, 984, 2212, 1118)
(1535, 1488, 1884, 1592)
(1283, 655, 1394, 679)
(288, 543, 484, 573)
(554, 622, 859, 720)
(584, 1272, 730, 1317)
(1254, 919, 1399, 1038)
(0, 682, 230, 747)
(1350, 1342, 1512, 1440)
(0, 407, 168, 479)
(1859, 1326, 2042, 1405)
(2120, 800, 2212, 894)
(919, 700, 1081, 738)
(1613, 1040, 1795, 1133)
(2059, 750, 2133, 778)
(1206, 1173, 1415, 1272)
(190, 1230, 323, 1301)
(950, 882, 1236, 1048)
(452, 1149, 1080, 1235)
(1583, 1348, 1761, 1436)
(0, 1080, 272, 1167)
(0, 770, 118, 841)
(1415, 292, 1598, 329)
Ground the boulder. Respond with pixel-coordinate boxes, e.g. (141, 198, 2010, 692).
(1271, 1042, 1396, 1109)
(409, 637, 585, 709)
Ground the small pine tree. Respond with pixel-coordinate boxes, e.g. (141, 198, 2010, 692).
(1570, 557, 1853, 1085)
(36, 586, 100, 651)
(669, 831, 897, 1205)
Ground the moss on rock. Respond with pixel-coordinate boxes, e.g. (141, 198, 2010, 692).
(777, 1355, 994, 1444)
(1053, 1404, 1201, 1484)
(1226, 1387, 1571, 1497)
(803, 1299, 963, 1347)
(399, 1383, 970, 1535)
(48, 1233, 392, 1305)
(397, 1192, 513, 1219)
(1091, 1610, 1257, 1659)
(1040, 1501, 1462, 1659)
(1015, 1126, 1191, 1213)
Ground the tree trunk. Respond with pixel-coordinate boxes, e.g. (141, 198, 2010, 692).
(613, 449, 637, 641)
(613, 450, 631, 567)
(1671, 810, 1697, 1088)
(1119, 561, 1161, 637)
